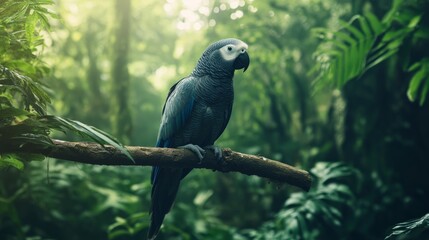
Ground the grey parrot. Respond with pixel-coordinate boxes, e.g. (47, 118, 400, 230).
(148, 38, 250, 240)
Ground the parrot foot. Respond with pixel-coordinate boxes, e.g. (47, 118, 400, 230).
(179, 144, 206, 163)
(206, 145, 223, 162)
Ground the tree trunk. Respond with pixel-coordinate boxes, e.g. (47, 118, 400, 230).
(111, 0, 132, 142)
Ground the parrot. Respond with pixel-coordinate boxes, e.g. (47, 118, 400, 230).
(148, 38, 250, 240)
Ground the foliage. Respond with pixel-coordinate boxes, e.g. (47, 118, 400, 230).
(385, 213, 429, 240)
(312, 0, 429, 105)
(241, 162, 359, 240)
(0, 0, 131, 170)
(407, 58, 429, 105)
(1, 0, 54, 169)
(1, 0, 429, 240)
(0, 158, 147, 239)
(313, 12, 384, 87)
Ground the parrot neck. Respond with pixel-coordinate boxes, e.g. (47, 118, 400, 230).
(192, 59, 235, 79)
(195, 75, 234, 104)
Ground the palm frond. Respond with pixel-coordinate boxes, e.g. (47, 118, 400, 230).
(312, 1, 421, 90)
(385, 213, 429, 240)
(39, 116, 134, 162)
(312, 12, 385, 89)
(407, 58, 429, 105)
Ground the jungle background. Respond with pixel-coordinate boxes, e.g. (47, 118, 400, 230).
(1, 0, 429, 239)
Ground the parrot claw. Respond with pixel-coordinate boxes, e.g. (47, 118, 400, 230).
(206, 145, 223, 163)
(179, 144, 206, 163)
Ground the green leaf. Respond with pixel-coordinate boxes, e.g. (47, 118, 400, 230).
(0, 154, 25, 170)
(407, 64, 426, 102)
(0, 96, 13, 107)
(335, 31, 355, 46)
(406, 59, 429, 105)
(365, 48, 398, 70)
(408, 62, 421, 72)
(357, 15, 372, 36)
(312, 5, 423, 92)
(0, 107, 31, 118)
(385, 213, 429, 240)
(365, 11, 384, 34)
(408, 15, 421, 28)
(25, 12, 37, 47)
(0, 65, 50, 115)
(419, 77, 429, 106)
(382, 0, 404, 24)
(40, 116, 134, 162)
(339, 19, 364, 40)
(312, 13, 383, 89)
(272, 162, 360, 240)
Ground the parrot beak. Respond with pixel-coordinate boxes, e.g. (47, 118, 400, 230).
(234, 51, 250, 72)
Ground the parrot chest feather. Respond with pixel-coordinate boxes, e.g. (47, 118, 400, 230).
(172, 100, 230, 146)
(205, 106, 213, 116)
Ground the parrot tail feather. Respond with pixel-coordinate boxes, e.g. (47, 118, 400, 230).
(147, 212, 165, 240)
(148, 167, 182, 240)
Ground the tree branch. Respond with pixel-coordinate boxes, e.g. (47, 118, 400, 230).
(4, 140, 312, 191)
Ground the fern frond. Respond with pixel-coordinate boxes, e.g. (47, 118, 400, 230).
(312, 1, 423, 91)
(407, 58, 429, 105)
(312, 13, 385, 88)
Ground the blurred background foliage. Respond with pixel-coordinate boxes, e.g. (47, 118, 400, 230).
(1, 0, 429, 239)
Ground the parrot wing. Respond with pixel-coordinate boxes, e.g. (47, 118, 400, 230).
(152, 76, 196, 184)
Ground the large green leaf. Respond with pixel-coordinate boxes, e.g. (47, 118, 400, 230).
(0, 154, 25, 170)
(312, 2, 422, 90)
(407, 59, 429, 105)
(385, 213, 429, 240)
(312, 13, 385, 89)
(39, 116, 134, 162)
(244, 162, 360, 240)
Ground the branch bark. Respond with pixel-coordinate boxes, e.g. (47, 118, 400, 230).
(4, 140, 312, 191)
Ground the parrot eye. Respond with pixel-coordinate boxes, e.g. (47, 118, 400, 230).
(220, 43, 246, 61)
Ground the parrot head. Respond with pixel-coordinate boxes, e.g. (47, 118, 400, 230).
(193, 38, 250, 78)
(218, 39, 250, 72)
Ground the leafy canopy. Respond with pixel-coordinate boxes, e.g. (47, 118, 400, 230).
(312, 0, 429, 105)
(0, 0, 132, 170)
